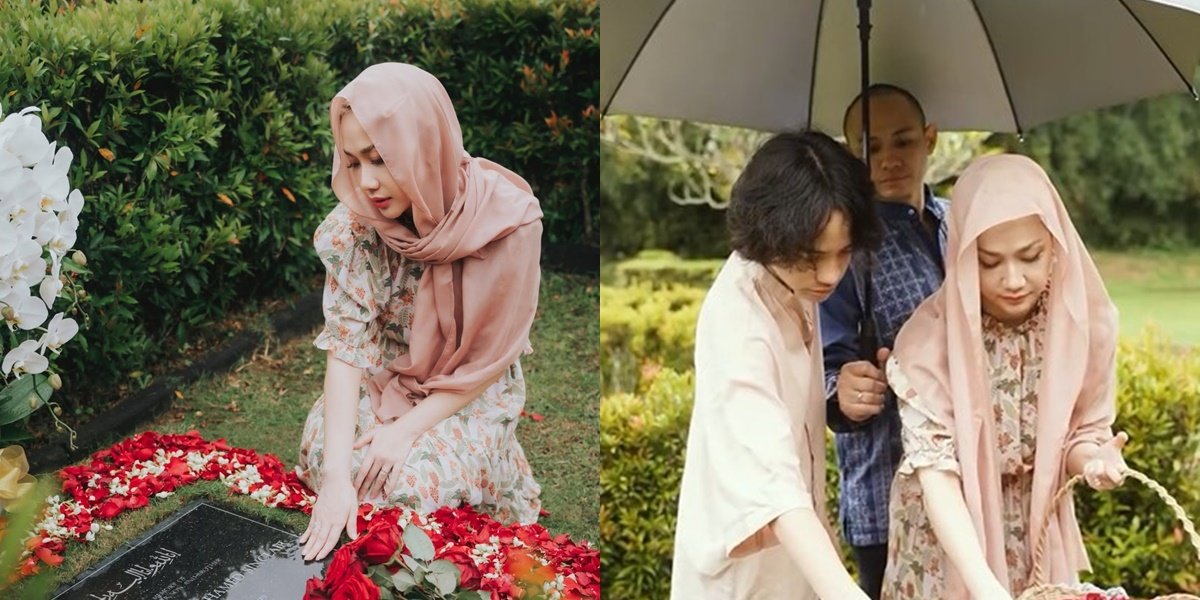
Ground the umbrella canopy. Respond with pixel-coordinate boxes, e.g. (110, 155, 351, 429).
(602, 0, 1200, 134)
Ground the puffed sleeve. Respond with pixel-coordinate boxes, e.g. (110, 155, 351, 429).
(889, 356, 962, 477)
(312, 205, 383, 369)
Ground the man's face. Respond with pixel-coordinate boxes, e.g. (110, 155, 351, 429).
(844, 92, 937, 204)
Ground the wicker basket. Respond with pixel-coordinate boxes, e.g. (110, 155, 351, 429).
(1017, 468, 1200, 600)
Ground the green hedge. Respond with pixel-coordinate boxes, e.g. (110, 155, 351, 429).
(600, 331, 1200, 598)
(0, 0, 597, 421)
(599, 368, 694, 599)
(1076, 329, 1200, 594)
(599, 281, 704, 396)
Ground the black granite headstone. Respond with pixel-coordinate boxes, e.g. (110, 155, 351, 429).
(53, 501, 328, 599)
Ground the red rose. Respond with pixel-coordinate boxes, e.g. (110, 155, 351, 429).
(303, 576, 333, 599)
(438, 545, 481, 589)
(358, 524, 401, 566)
(323, 547, 363, 587)
(331, 568, 380, 600)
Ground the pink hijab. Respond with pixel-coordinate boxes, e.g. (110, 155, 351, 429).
(329, 63, 543, 421)
(892, 154, 1119, 593)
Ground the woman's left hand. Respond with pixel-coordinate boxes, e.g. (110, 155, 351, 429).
(1082, 431, 1129, 491)
(352, 423, 417, 501)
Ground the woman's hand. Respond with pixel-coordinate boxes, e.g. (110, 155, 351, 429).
(1082, 432, 1129, 491)
(352, 422, 417, 501)
(299, 474, 359, 561)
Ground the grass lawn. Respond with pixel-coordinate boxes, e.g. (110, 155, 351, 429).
(1092, 250, 1200, 346)
(11, 270, 598, 594)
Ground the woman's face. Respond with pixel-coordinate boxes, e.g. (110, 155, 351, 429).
(769, 210, 854, 303)
(340, 110, 411, 220)
(976, 215, 1054, 325)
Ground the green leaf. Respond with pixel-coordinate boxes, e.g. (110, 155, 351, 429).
(431, 570, 458, 596)
(429, 559, 460, 578)
(391, 569, 416, 592)
(401, 553, 423, 573)
(0, 373, 52, 426)
(402, 523, 435, 561)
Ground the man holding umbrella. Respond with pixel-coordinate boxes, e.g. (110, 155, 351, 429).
(820, 83, 948, 600)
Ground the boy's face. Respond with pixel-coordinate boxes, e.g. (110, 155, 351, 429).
(770, 210, 853, 303)
(844, 92, 937, 205)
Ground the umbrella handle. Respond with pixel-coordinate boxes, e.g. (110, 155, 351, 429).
(858, 0, 872, 165)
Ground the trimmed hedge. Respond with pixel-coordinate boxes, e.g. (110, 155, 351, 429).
(599, 282, 704, 396)
(0, 0, 597, 421)
(600, 325, 1200, 598)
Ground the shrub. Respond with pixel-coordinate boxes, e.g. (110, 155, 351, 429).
(599, 368, 693, 600)
(0, 0, 598, 422)
(1075, 329, 1200, 596)
(599, 329, 1200, 598)
(599, 283, 704, 396)
(610, 250, 724, 289)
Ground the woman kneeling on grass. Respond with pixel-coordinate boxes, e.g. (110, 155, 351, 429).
(295, 63, 544, 561)
(671, 130, 882, 600)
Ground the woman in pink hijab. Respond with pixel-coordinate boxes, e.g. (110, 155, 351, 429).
(881, 154, 1129, 599)
(295, 63, 544, 561)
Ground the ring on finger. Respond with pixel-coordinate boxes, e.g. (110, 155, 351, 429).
(856, 390, 863, 402)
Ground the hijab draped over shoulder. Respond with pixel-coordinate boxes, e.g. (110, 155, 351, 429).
(893, 154, 1118, 592)
(329, 63, 543, 421)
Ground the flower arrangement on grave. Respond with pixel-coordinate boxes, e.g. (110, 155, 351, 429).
(2, 431, 600, 599)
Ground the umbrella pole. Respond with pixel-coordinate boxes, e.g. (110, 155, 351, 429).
(856, 0, 881, 362)
(857, 0, 872, 165)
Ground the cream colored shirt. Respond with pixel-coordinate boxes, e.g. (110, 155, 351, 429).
(671, 253, 828, 599)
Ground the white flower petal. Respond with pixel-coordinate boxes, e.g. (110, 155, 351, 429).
(33, 144, 72, 206)
(1, 112, 50, 167)
(16, 294, 49, 330)
(66, 189, 84, 217)
(2, 339, 47, 376)
(42, 314, 79, 351)
(0, 218, 17, 257)
(39, 274, 63, 309)
(34, 211, 59, 246)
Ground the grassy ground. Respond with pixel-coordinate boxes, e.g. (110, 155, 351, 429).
(11, 270, 598, 594)
(1092, 250, 1200, 346)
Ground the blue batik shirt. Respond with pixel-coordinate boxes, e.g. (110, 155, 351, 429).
(818, 186, 948, 547)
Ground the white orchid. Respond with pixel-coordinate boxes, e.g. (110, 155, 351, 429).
(2, 340, 49, 377)
(0, 239, 47, 291)
(32, 143, 73, 210)
(39, 261, 64, 308)
(0, 106, 51, 167)
(40, 313, 79, 353)
(0, 100, 88, 435)
(2, 288, 49, 331)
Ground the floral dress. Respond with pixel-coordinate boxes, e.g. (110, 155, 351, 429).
(881, 297, 1048, 599)
(295, 204, 541, 524)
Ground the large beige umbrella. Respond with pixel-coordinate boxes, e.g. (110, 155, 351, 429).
(602, 0, 1200, 135)
(602, 0, 1200, 357)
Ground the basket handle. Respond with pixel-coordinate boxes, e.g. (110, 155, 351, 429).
(1030, 468, 1200, 585)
